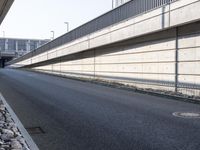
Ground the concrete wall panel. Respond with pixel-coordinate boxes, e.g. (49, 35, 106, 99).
(9, 0, 200, 98)
(179, 75, 200, 86)
(178, 33, 200, 48)
(179, 48, 200, 61)
(95, 50, 175, 64)
(179, 62, 200, 75)
(170, 0, 200, 26)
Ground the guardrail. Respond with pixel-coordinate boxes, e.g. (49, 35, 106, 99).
(8, 0, 177, 65)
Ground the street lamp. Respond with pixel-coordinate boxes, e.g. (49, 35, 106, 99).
(112, 0, 114, 9)
(64, 22, 69, 32)
(3, 31, 5, 38)
(51, 31, 54, 40)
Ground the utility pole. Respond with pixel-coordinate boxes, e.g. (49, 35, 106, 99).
(51, 31, 55, 40)
(3, 31, 5, 37)
(112, 0, 114, 9)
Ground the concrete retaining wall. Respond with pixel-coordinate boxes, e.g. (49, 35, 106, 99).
(8, 0, 200, 97)
(11, 0, 200, 67)
(31, 22, 200, 97)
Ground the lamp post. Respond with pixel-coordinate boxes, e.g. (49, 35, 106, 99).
(112, 0, 114, 9)
(51, 31, 54, 40)
(64, 22, 69, 32)
(3, 31, 5, 38)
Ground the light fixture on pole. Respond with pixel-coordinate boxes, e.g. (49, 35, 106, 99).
(112, 0, 114, 9)
(3, 31, 5, 38)
(64, 22, 69, 32)
(51, 31, 54, 40)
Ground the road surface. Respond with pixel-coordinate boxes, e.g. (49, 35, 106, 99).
(0, 69, 200, 150)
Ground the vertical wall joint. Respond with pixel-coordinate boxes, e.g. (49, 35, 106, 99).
(175, 27, 179, 93)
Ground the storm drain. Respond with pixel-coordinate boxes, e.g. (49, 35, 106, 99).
(173, 112, 200, 119)
(26, 127, 45, 135)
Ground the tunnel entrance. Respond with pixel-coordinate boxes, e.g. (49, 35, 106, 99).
(0, 57, 13, 68)
(0, 59, 5, 68)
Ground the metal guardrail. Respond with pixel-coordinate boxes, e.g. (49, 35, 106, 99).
(8, 0, 176, 65)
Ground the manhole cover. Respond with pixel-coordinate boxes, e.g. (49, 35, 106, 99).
(26, 127, 45, 135)
(27, 74, 36, 77)
(173, 112, 200, 118)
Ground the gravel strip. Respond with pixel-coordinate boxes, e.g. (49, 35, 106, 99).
(0, 99, 30, 150)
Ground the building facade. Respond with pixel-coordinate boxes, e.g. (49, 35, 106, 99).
(0, 38, 49, 57)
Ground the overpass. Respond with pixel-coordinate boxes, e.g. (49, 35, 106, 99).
(0, 0, 14, 67)
(0, 0, 14, 25)
(0, 38, 49, 68)
(0, 51, 15, 68)
(8, 0, 200, 98)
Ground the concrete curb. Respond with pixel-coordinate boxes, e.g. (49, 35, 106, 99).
(0, 93, 39, 150)
(23, 68, 200, 105)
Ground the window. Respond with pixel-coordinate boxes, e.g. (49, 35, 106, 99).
(7, 39, 16, 51)
(0, 39, 5, 51)
(18, 40, 27, 51)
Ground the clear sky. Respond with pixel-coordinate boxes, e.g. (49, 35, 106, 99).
(0, 0, 112, 39)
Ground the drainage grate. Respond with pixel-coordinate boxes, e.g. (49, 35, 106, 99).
(26, 127, 45, 135)
(173, 112, 200, 119)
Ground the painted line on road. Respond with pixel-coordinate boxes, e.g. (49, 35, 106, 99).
(0, 92, 39, 150)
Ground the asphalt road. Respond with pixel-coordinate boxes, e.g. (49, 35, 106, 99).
(0, 69, 200, 150)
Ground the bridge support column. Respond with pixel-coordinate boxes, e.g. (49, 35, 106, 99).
(0, 59, 4, 68)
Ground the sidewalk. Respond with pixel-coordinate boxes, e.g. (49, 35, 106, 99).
(0, 95, 30, 150)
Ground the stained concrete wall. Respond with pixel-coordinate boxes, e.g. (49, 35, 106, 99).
(177, 23, 200, 96)
(30, 22, 200, 97)
(8, 0, 200, 97)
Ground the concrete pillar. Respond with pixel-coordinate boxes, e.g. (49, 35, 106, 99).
(0, 59, 2, 68)
(5, 39, 8, 51)
(16, 40, 18, 52)
(36, 41, 40, 49)
(26, 40, 30, 52)
(0, 59, 5, 68)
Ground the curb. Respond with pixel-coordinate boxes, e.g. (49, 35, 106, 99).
(0, 93, 39, 150)
(22, 68, 200, 105)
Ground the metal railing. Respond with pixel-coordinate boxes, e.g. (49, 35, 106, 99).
(8, 0, 176, 65)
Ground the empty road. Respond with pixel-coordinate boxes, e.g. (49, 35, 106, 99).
(0, 69, 200, 150)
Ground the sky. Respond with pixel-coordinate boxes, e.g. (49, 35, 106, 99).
(0, 0, 112, 40)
